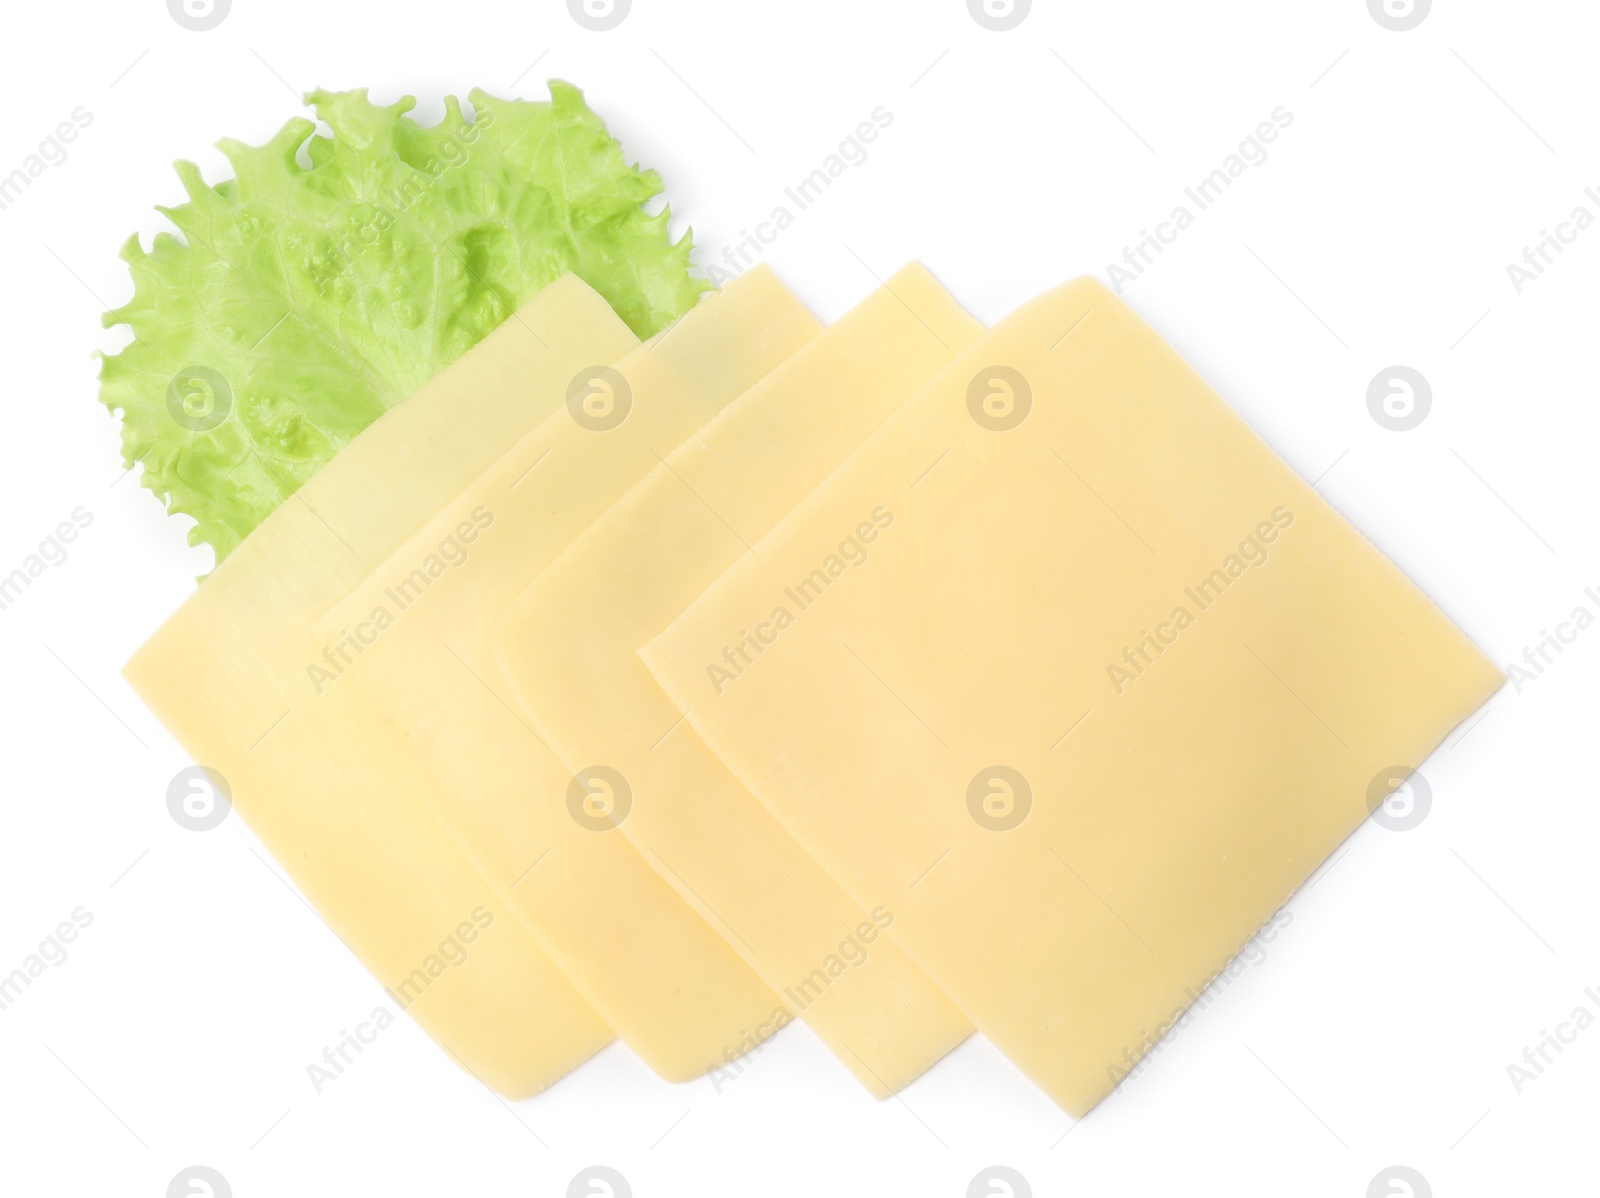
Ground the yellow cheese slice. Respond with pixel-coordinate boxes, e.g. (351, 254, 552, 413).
(303, 266, 817, 1081)
(643, 277, 1504, 1115)
(126, 275, 640, 1096)
(493, 265, 977, 1096)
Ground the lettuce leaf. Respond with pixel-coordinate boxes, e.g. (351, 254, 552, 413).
(99, 82, 703, 563)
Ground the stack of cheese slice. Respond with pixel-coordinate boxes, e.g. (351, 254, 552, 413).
(127, 264, 1501, 1114)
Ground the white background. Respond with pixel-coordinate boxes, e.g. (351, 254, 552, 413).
(0, 1, 1594, 1194)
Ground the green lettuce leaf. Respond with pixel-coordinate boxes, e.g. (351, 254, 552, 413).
(99, 82, 703, 563)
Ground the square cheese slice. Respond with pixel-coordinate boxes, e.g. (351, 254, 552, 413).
(493, 265, 977, 1096)
(301, 267, 816, 1082)
(126, 276, 636, 1097)
(642, 277, 1504, 1115)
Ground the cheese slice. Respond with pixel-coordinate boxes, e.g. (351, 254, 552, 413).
(126, 275, 639, 1096)
(303, 266, 816, 1081)
(642, 277, 1504, 1115)
(494, 265, 977, 1096)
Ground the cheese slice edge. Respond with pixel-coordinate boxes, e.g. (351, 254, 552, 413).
(494, 264, 979, 1095)
(642, 277, 1504, 1115)
(300, 267, 819, 1081)
(125, 276, 636, 1096)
